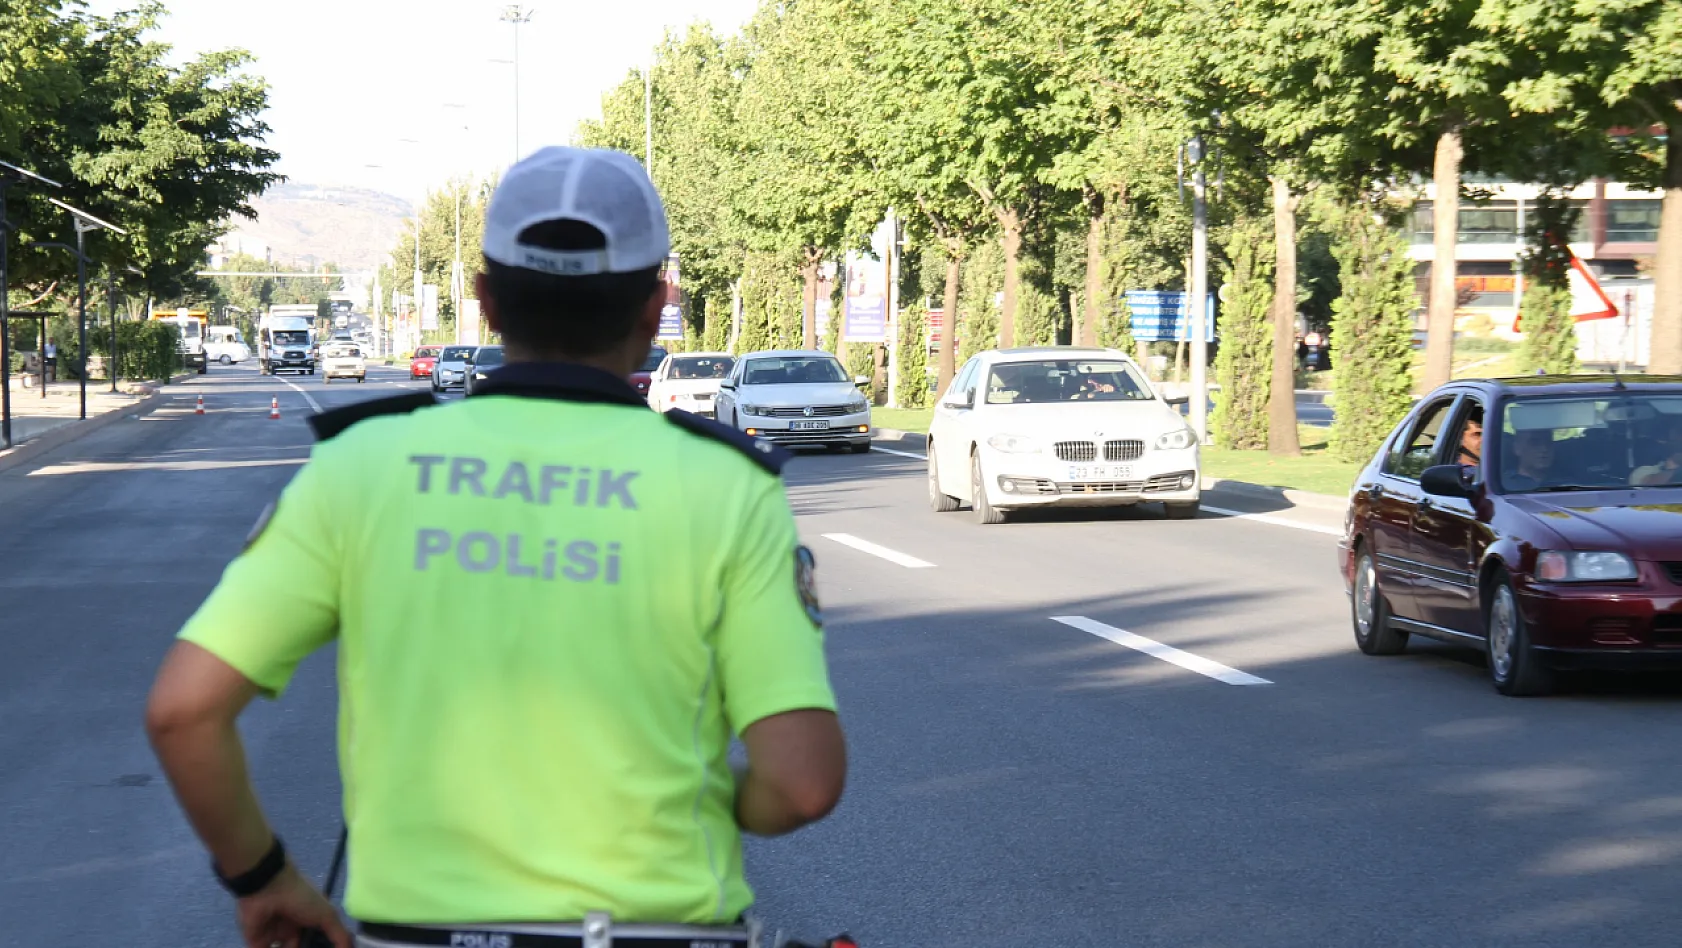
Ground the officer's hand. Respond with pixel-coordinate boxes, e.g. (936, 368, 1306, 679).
(234, 863, 353, 948)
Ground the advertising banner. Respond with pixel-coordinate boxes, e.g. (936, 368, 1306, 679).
(842, 251, 888, 343)
(421, 284, 439, 331)
(460, 299, 482, 346)
(658, 256, 684, 340)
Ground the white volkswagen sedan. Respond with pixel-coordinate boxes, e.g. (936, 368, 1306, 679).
(927, 347, 1200, 524)
(647, 352, 735, 419)
(716, 350, 873, 453)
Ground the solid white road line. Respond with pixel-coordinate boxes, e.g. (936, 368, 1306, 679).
(1200, 505, 1342, 537)
(1051, 615, 1273, 686)
(871, 445, 928, 460)
(821, 533, 936, 569)
(277, 376, 324, 414)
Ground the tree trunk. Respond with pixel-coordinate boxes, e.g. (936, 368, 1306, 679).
(939, 252, 961, 394)
(1649, 130, 1682, 374)
(1083, 194, 1103, 347)
(800, 251, 819, 351)
(1423, 128, 1463, 391)
(998, 207, 1022, 347)
(1268, 176, 1302, 457)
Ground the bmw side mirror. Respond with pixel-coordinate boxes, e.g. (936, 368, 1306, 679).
(1420, 464, 1477, 500)
(721, 379, 736, 390)
(1164, 394, 1190, 406)
(854, 375, 870, 386)
(942, 391, 974, 410)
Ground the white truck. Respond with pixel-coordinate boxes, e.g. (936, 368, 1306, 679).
(259, 305, 317, 376)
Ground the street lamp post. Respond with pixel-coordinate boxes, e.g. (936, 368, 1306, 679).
(44, 199, 129, 420)
(0, 159, 64, 448)
(500, 5, 533, 163)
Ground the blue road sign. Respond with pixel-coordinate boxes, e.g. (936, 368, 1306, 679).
(1124, 290, 1216, 343)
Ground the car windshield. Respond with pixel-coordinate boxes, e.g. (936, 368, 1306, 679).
(669, 356, 734, 379)
(1498, 393, 1682, 492)
(743, 357, 848, 385)
(415, 347, 440, 358)
(985, 359, 1154, 404)
(441, 346, 476, 362)
(640, 348, 670, 372)
(474, 347, 505, 366)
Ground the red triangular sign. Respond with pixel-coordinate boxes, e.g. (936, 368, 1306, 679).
(1514, 251, 1618, 332)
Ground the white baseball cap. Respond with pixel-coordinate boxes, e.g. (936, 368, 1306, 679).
(482, 146, 671, 277)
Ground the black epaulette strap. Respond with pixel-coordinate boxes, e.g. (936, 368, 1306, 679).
(307, 391, 438, 443)
(662, 408, 791, 477)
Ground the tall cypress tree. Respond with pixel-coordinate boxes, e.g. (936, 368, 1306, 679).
(1516, 192, 1580, 376)
(1211, 217, 1276, 450)
(1329, 201, 1417, 463)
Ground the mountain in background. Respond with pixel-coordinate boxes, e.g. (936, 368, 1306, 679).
(218, 182, 413, 272)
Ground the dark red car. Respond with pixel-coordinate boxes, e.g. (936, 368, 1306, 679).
(630, 345, 668, 398)
(1339, 375, 1682, 695)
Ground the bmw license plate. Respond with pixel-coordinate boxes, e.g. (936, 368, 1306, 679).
(790, 420, 830, 431)
(1067, 464, 1131, 481)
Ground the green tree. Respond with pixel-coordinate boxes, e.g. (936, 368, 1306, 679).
(4, 2, 280, 305)
(895, 304, 929, 408)
(1329, 200, 1418, 463)
(858, 0, 1068, 348)
(958, 239, 1003, 362)
(1515, 192, 1580, 376)
(1474, 0, 1681, 374)
(734, 0, 876, 351)
(1211, 217, 1275, 449)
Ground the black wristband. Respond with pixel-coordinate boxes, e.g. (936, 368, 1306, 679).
(214, 836, 286, 897)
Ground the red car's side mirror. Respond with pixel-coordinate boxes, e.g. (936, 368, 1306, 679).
(1421, 464, 1478, 500)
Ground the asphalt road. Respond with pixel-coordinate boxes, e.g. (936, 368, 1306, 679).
(4, 362, 1681, 947)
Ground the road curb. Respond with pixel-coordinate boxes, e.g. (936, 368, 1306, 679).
(871, 426, 1347, 511)
(1198, 477, 1347, 511)
(0, 390, 166, 475)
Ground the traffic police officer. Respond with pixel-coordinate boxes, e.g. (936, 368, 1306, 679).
(145, 147, 848, 948)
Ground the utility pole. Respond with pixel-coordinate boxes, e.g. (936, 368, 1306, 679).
(886, 209, 901, 409)
(501, 5, 533, 163)
(1188, 135, 1211, 445)
(644, 55, 654, 178)
(453, 184, 463, 345)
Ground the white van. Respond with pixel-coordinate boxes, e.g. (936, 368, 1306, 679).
(205, 325, 252, 365)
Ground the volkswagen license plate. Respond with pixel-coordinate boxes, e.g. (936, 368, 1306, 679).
(1067, 464, 1131, 481)
(790, 420, 830, 431)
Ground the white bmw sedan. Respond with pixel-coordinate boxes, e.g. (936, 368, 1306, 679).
(716, 350, 873, 453)
(647, 352, 735, 419)
(927, 347, 1201, 524)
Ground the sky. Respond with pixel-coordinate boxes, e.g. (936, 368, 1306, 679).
(88, 0, 761, 205)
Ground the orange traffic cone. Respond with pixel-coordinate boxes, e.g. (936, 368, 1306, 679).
(195, 395, 205, 415)
(269, 397, 280, 420)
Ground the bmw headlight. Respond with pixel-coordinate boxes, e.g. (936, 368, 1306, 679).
(1535, 551, 1638, 583)
(739, 404, 766, 417)
(987, 433, 1040, 454)
(1156, 426, 1197, 450)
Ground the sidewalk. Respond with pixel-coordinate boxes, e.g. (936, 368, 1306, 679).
(0, 375, 175, 472)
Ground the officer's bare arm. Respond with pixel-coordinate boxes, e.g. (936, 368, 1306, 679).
(735, 708, 847, 836)
(145, 641, 277, 877)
